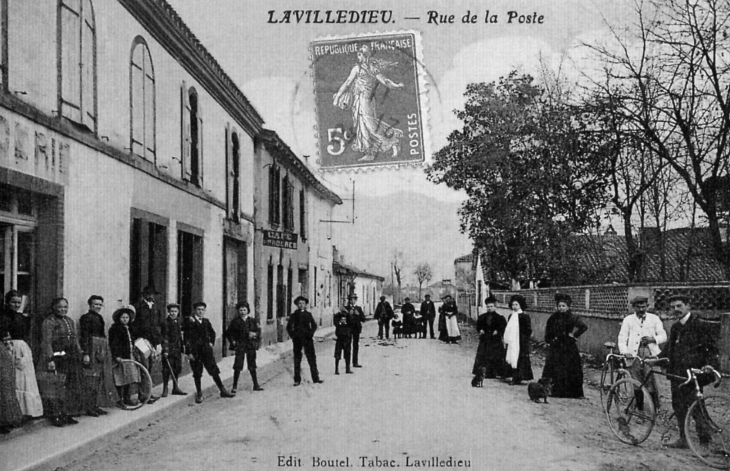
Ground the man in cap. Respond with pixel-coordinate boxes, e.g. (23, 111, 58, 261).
(420, 294, 436, 339)
(659, 295, 719, 449)
(345, 293, 366, 367)
(132, 285, 164, 403)
(374, 295, 394, 340)
(617, 295, 667, 411)
(286, 296, 323, 386)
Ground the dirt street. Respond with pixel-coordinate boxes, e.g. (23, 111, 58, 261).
(63, 321, 717, 471)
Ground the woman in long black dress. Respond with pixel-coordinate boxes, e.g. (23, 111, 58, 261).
(542, 293, 588, 398)
(503, 294, 533, 385)
(471, 295, 507, 382)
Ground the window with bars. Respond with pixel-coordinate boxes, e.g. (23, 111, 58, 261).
(130, 36, 155, 161)
(59, 0, 97, 133)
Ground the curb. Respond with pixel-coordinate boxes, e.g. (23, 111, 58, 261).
(4, 325, 340, 471)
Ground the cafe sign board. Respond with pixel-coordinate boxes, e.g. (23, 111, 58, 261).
(263, 230, 297, 250)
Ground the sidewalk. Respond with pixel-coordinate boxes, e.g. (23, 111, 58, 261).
(0, 326, 337, 471)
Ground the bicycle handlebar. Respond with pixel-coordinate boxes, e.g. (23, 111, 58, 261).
(679, 365, 722, 388)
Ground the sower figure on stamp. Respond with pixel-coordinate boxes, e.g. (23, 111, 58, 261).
(183, 302, 234, 404)
(286, 296, 323, 386)
(225, 301, 263, 393)
(132, 285, 164, 404)
(160, 303, 186, 398)
(345, 293, 366, 367)
(374, 296, 394, 340)
(658, 295, 720, 449)
(617, 295, 666, 410)
(420, 294, 436, 339)
(334, 303, 353, 375)
(332, 45, 404, 161)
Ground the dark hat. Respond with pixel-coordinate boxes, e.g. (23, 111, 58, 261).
(509, 294, 527, 310)
(166, 303, 180, 311)
(404, 297, 410, 302)
(555, 293, 572, 305)
(441, 294, 453, 301)
(192, 301, 207, 309)
(484, 295, 497, 305)
(142, 285, 159, 295)
(630, 296, 649, 306)
(379, 296, 386, 301)
(348, 293, 358, 299)
(113, 305, 136, 324)
(293, 295, 309, 305)
(425, 294, 431, 298)
(667, 294, 691, 305)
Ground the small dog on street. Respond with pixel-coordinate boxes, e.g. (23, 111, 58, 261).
(527, 377, 553, 403)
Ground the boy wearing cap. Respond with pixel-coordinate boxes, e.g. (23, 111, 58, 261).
(160, 304, 186, 397)
(225, 301, 263, 393)
(617, 296, 667, 409)
(334, 301, 353, 375)
(286, 296, 323, 386)
(183, 302, 234, 403)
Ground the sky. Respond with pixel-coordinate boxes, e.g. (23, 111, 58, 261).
(163, 0, 634, 280)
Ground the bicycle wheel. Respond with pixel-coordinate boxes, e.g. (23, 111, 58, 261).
(113, 359, 152, 411)
(606, 378, 656, 445)
(600, 359, 625, 411)
(686, 392, 730, 469)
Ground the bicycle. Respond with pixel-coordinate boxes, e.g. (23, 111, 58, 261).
(599, 341, 628, 411)
(605, 357, 730, 469)
(112, 359, 153, 411)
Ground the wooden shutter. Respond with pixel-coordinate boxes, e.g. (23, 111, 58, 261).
(225, 124, 232, 218)
(197, 98, 204, 186)
(180, 81, 191, 180)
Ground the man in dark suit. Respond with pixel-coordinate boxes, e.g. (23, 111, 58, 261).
(374, 296, 394, 339)
(345, 293, 366, 367)
(183, 302, 234, 404)
(160, 303, 186, 397)
(132, 285, 164, 403)
(420, 294, 436, 339)
(660, 295, 720, 449)
(286, 296, 323, 386)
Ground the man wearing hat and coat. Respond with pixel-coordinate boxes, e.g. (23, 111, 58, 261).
(374, 296, 394, 340)
(420, 294, 436, 339)
(345, 293, 366, 366)
(132, 285, 164, 403)
(286, 296, 323, 386)
(658, 295, 719, 449)
(617, 295, 667, 410)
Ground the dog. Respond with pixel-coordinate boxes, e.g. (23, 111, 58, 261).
(471, 366, 487, 387)
(527, 377, 553, 403)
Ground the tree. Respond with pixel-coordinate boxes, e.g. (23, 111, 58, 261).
(426, 71, 613, 287)
(391, 249, 405, 304)
(413, 263, 433, 301)
(583, 0, 730, 277)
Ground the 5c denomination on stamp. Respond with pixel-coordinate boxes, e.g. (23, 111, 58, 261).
(311, 31, 428, 170)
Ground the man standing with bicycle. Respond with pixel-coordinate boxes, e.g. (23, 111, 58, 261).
(659, 294, 720, 449)
(618, 295, 667, 411)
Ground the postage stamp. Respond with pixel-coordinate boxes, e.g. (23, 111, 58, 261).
(311, 31, 428, 170)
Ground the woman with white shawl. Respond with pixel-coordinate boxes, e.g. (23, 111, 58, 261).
(503, 294, 534, 385)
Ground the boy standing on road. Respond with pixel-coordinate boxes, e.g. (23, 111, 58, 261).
(345, 293, 366, 367)
(183, 302, 234, 404)
(225, 301, 263, 393)
(286, 296, 323, 386)
(160, 303, 187, 398)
